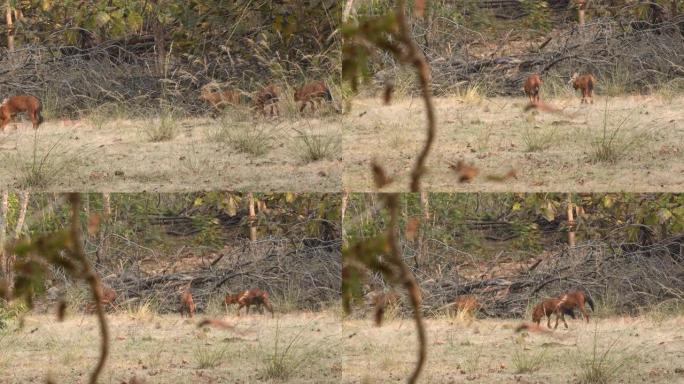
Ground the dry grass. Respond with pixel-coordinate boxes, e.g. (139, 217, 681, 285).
(342, 316, 684, 383)
(343, 95, 684, 192)
(0, 113, 341, 191)
(1, 312, 342, 383)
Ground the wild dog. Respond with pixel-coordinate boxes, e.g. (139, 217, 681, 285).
(254, 84, 280, 117)
(86, 284, 117, 313)
(454, 295, 479, 318)
(532, 297, 577, 329)
(294, 80, 333, 114)
(199, 83, 248, 112)
(557, 289, 594, 323)
(179, 289, 196, 318)
(226, 288, 273, 317)
(0, 95, 44, 131)
(523, 74, 541, 103)
(569, 73, 596, 104)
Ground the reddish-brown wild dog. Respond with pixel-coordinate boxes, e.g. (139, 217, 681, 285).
(294, 80, 332, 113)
(557, 289, 594, 323)
(523, 74, 541, 103)
(199, 83, 245, 111)
(454, 295, 479, 317)
(0, 95, 44, 131)
(226, 288, 273, 317)
(531, 297, 574, 329)
(569, 73, 596, 104)
(179, 290, 196, 318)
(86, 284, 117, 313)
(254, 84, 280, 117)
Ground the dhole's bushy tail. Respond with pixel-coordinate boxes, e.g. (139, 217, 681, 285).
(37, 105, 44, 126)
(587, 77, 594, 94)
(586, 293, 595, 312)
(324, 88, 333, 102)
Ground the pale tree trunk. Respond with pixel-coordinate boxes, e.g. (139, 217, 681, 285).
(672, 1, 678, 18)
(576, 0, 586, 27)
(341, 189, 349, 247)
(342, 0, 355, 22)
(248, 193, 257, 242)
(0, 191, 8, 278)
(97, 193, 112, 263)
(567, 194, 576, 247)
(102, 193, 111, 217)
(5, 1, 14, 52)
(13, 191, 29, 240)
(6, 191, 29, 283)
(416, 191, 430, 267)
(151, 0, 167, 76)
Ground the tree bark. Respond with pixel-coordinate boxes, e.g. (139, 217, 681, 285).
(248, 193, 257, 242)
(341, 189, 349, 247)
(150, 0, 167, 76)
(567, 194, 576, 247)
(5, 1, 14, 52)
(416, 191, 430, 267)
(576, 0, 586, 27)
(342, 0, 355, 22)
(0, 191, 8, 278)
(13, 191, 29, 240)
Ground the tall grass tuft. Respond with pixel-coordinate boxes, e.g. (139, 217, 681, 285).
(574, 325, 637, 384)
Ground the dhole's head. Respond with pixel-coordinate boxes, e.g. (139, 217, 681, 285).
(225, 293, 240, 305)
(569, 73, 579, 85)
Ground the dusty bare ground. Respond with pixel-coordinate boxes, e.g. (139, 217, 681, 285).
(1, 311, 342, 383)
(342, 316, 684, 383)
(343, 96, 684, 192)
(0, 114, 341, 192)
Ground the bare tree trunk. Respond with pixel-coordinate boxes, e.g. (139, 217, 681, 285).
(342, 0, 355, 22)
(416, 191, 430, 267)
(96, 193, 112, 263)
(150, 0, 167, 76)
(576, 0, 586, 27)
(0, 191, 8, 278)
(672, 0, 678, 18)
(14, 191, 29, 240)
(248, 193, 257, 242)
(5, 191, 29, 283)
(5, 1, 14, 52)
(341, 189, 349, 247)
(103, 193, 111, 217)
(567, 194, 576, 247)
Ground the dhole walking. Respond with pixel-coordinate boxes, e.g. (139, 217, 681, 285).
(254, 84, 280, 117)
(0, 95, 44, 131)
(225, 288, 273, 317)
(523, 74, 541, 103)
(86, 284, 117, 313)
(294, 80, 333, 114)
(569, 73, 596, 104)
(179, 289, 196, 318)
(199, 83, 246, 111)
(532, 297, 575, 329)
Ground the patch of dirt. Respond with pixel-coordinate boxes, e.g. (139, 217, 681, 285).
(0, 115, 341, 192)
(343, 96, 684, 192)
(342, 316, 684, 383)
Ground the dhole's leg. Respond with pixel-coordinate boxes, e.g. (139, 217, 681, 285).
(578, 302, 589, 322)
(560, 311, 568, 328)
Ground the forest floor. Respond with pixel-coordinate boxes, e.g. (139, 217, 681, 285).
(343, 95, 684, 192)
(0, 113, 341, 192)
(342, 315, 684, 383)
(1, 311, 342, 384)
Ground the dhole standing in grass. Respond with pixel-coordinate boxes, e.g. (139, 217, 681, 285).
(179, 289, 196, 318)
(199, 83, 246, 112)
(0, 95, 44, 132)
(557, 289, 594, 323)
(294, 80, 333, 114)
(523, 74, 542, 103)
(225, 288, 273, 317)
(86, 284, 117, 313)
(569, 73, 597, 104)
(254, 84, 280, 117)
(532, 297, 576, 329)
